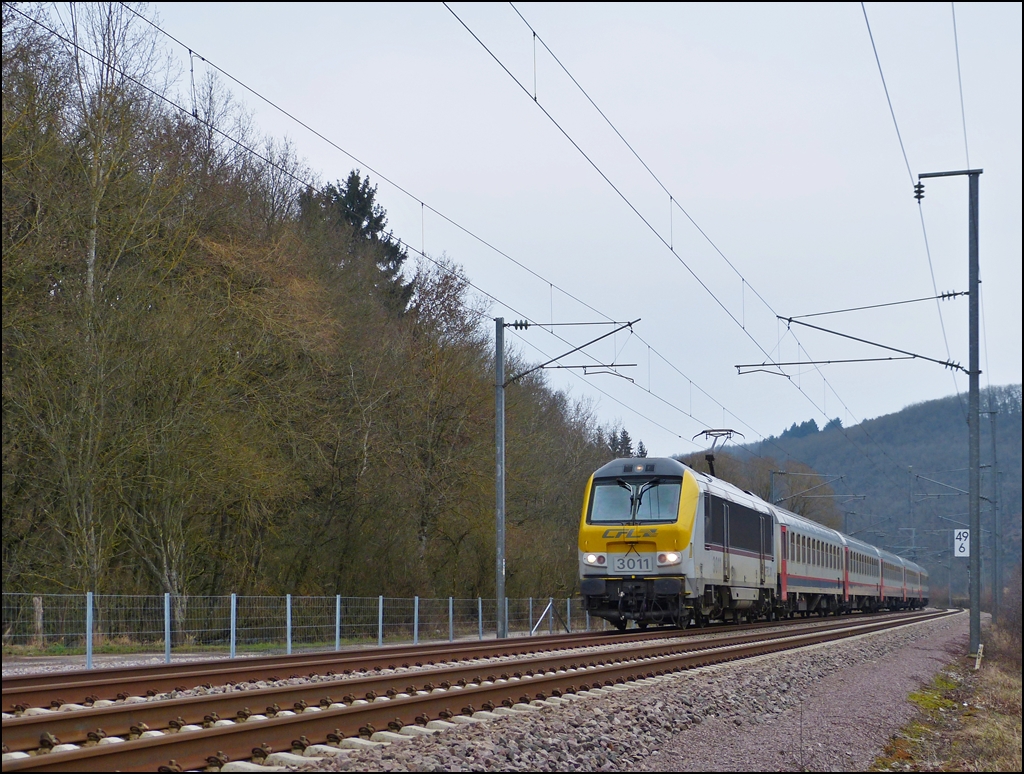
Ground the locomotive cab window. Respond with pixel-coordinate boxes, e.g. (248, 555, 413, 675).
(587, 476, 682, 524)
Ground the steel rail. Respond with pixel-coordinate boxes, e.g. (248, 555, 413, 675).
(1, 616, 885, 752)
(0, 629, 669, 710)
(1, 610, 953, 772)
(2, 629, 617, 691)
(1, 607, 915, 702)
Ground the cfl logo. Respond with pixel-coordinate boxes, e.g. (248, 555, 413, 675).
(601, 528, 658, 539)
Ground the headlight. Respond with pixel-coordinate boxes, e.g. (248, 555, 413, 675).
(584, 553, 607, 566)
(657, 552, 681, 566)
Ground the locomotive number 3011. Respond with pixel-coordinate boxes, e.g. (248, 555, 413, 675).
(612, 555, 654, 572)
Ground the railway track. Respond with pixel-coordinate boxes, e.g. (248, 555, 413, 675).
(1, 627, 684, 711)
(1, 609, 953, 772)
(4, 610, 903, 711)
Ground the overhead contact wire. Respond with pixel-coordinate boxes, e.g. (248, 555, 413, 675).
(114, 2, 790, 458)
(862, 2, 964, 417)
(467, 3, 909, 488)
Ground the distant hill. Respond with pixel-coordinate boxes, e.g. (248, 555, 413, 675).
(739, 385, 1021, 602)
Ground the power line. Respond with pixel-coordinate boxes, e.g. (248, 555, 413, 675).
(453, 3, 914, 491)
(951, 2, 971, 168)
(443, 1, 776, 364)
(500, 3, 928, 488)
(787, 291, 966, 320)
(111, 1, 800, 460)
(89, 2, 917, 486)
(861, 2, 914, 185)
(508, 2, 779, 320)
(951, 3, 992, 400)
(861, 1, 965, 417)
(17, 4, 774, 461)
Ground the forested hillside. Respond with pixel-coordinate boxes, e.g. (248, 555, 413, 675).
(740, 385, 1022, 603)
(1, 3, 623, 601)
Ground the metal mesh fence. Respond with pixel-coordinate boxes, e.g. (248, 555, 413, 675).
(235, 596, 286, 650)
(290, 596, 335, 650)
(93, 595, 164, 646)
(339, 597, 380, 645)
(2, 594, 87, 650)
(2, 593, 598, 666)
(178, 596, 231, 650)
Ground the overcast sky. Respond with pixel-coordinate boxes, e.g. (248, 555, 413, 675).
(151, 2, 1021, 459)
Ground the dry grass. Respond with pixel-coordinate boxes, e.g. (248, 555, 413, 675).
(874, 568, 1022, 772)
(952, 662, 1022, 772)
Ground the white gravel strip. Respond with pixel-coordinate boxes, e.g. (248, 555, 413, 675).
(302, 610, 967, 773)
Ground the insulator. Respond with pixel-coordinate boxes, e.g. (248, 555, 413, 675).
(913, 182, 925, 201)
(512, 320, 530, 330)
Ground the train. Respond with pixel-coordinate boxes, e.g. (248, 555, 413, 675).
(578, 457, 929, 629)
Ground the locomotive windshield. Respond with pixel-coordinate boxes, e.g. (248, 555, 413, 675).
(588, 477, 682, 523)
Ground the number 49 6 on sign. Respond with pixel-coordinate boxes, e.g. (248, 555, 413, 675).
(955, 529, 970, 558)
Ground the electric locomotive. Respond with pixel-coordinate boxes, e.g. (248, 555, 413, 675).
(578, 457, 929, 629)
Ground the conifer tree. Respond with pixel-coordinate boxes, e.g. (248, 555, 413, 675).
(298, 170, 414, 312)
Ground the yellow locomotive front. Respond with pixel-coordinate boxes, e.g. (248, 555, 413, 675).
(579, 457, 701, 630)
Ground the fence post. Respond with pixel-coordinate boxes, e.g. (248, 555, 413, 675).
(32, 596, 43, 648)
(413, 596, 419, 646)
(448, 597, 454, 642)
(230, 593, 237, 659)
(164, 593, 171, 664)
(477, 597, 483, 640)
(378, 595, 384, 647)
(286, 594, 292, 655)
(529, 597, 533, 636)
(504, 597, 509, 637)
(85, 592, 93, 670)
(335, 595, 341, 651)
(548, 597, 554, 635)
(566, 598, 571, 634)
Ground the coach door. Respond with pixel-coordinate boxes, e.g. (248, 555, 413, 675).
(758, 514, 766, 585)
(843, 545, 850, 601)
(722, 503, 731, 582)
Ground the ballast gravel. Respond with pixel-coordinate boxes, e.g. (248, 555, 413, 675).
(306, 612, 968, 773)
